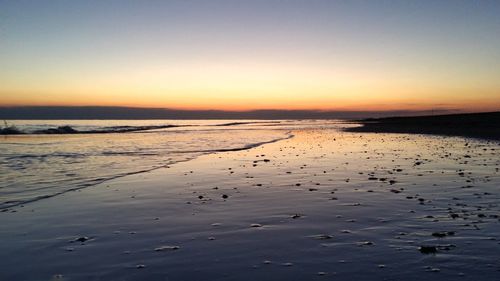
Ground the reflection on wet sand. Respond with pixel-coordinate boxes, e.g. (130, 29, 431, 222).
(1, 129, 499, 281)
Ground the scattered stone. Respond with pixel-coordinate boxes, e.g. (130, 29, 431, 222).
(71, 236, 91, 243)
(357, 241, 374, 246)
(154, 245, 180, 252)
(425, 266, 440, 273)
(311, 234, 333, 240)
(432, 231, 456, 238)
(419, 246, 437, 254)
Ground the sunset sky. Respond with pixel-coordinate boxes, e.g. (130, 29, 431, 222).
(1, 0, 500, 112)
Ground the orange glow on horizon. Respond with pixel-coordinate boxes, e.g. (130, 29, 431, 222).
(1, 60, 499, 113)
(2, 94, 499, 113)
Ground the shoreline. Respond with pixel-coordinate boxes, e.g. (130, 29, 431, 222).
(345, 111, 500, 141)
(0, 132, 294, 210)
(1, 129, 499, 280)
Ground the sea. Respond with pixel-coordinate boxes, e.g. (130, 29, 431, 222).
(0, 119, 348, 209)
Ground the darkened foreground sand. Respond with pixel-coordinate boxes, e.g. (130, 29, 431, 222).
(1, 129, 499, 281)
(346, 111, 500, 140)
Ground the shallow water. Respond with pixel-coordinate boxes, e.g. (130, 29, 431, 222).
(0, 120, 346, 208)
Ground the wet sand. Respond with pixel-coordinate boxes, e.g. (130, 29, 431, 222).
(1, 129, 500, 281)
(346, 111, 500, 140)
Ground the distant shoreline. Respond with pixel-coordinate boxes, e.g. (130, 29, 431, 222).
(0, 106, 460, 120)
(345, 111, 500, 141)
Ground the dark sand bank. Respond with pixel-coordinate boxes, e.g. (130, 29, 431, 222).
(346, 111, 500, 140)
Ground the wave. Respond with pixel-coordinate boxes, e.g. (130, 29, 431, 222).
(0, 132, 294, 210)
(173, 133, 294, 153)
(4, 152, 86, 160)
(214, 121, 282, 127)
(32, 125, 181, 134)
(0, 124, 185, 135)
(1, 121, 284, 135)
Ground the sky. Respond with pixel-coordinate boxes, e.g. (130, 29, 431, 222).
(1, 0, 500, 112)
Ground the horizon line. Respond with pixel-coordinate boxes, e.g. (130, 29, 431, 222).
(2, 105, 498, 120)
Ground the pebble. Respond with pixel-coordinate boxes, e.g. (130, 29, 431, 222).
(154, 245, 180, 252)
(419, 246, 437, 254)
(310, 234, 333, 240)
(72, 236, 91, 243)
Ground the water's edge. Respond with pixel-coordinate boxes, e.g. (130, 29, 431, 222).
(0, 133, 294, 210)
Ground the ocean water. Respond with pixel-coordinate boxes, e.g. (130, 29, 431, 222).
(0, 119, 347, 209)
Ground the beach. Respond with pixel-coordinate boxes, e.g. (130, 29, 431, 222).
(1, 127, 499, 281)
(2, 1, 500, 280)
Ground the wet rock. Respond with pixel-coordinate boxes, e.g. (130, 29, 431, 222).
(35, 126, 79, 134)
(432, 231, 456, 238)
(437, 244, 456, 251)
(425, 267, 440, 273)
(71, 236, 91, 243)
(357, 241, 375, 246)
(154, 245, 180, 251)
(0, 126, 24, 135)
(419, 246, 437, 254)
(310, 234, 333, 240)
